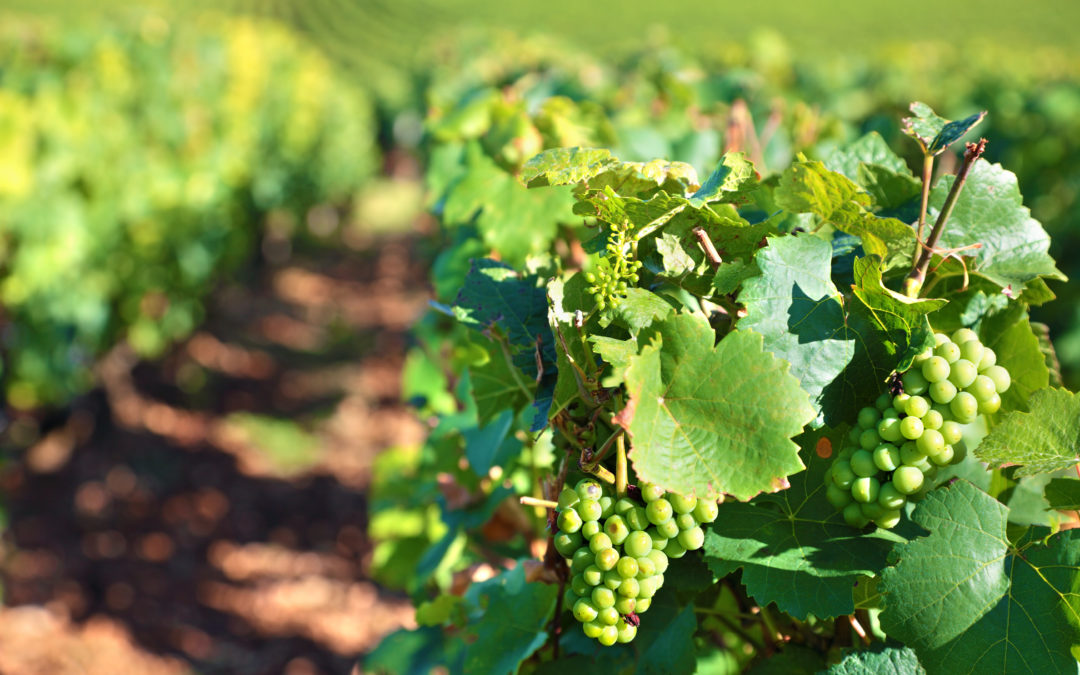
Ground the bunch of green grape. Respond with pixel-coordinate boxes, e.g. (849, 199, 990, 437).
(826, 329, 1011, 529)
(552, 478, 718, 645)
(584, 220, 643, 311)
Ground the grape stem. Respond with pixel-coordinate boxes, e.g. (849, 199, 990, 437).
(581, 427, 624, 470)
(584, 463, 615, 484)
(615, 434, 628, 498)
(914, 154, 934, 249)
(520, 496, 559, 509)
(692, 226, 723, 269)
(905, 138, 987, 298)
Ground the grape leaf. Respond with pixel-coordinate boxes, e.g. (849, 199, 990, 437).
(688, 152, 759, 205)
(977, 304, 1049, 412)
(748, 645, 825, 674)
(1031, 321, 1064, 387)
(520, 147, 617, 187)
(547, 273, 599, 418)
(703, 430, 899, 620)
(364, 626, 457, 675)
(823, 643, 925, 674)
(470, 336, 535, 427)
(976, 387, 1080, 477)
(902, 102, 985, 156)
(737, 234, 856, 426)
(462, 409, 521, 476)
(879, 481, 1010, 648)
(1045, 478, 1080, 511)
(443, 142, 576, 266)
(820, 132, 912, 180)
(617, 313, 816, 501)
(610, 287, 674, 336)
(461, 564, 558, 675)
(879, 480, 1080, 674)
(929, 160, 1066, 292)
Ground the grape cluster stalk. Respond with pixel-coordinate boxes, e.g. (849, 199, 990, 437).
(825, 329, 1011, 529)
(553, 479, 718, 645)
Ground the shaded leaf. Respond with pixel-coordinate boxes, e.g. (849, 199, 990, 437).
(820, 132, 912, 180)
(1045, 478, 1080, 511)
(976, 388, 1080, 477)
(470, 337, 534, 427)
(618, 314, 815, 501)
(461, 565, 558, 674)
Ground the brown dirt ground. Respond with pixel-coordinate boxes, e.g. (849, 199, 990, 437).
(0, 231, 433, 675)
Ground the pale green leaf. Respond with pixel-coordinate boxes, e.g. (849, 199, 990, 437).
(976, 388, 1080, 477)
(520, 147, 616, 188)
(823, 644, 925, 675)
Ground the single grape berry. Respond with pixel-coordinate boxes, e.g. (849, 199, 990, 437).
(645, 499, 673, 525)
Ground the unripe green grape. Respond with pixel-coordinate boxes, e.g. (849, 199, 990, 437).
(571, 574, 590, 597)
(598, 624, 618, 646)
(598, 606, 621, 626)
(843, 502, 870, 528)
(624, 531, 652, 558)
(603, 569, 622, 590)
(626, 507, 650, 531)
(875, 509, 902, 529)
(931, 402, 953, 420)
(617, 556, 639, 579)
(930, 445, 955, 466)
(978, 347, 997, 371)
(860, 500, 885, 521)
(898, 441, 923, 466)
(558, 509, 583, 534)
(664, 539, 686, 559)
(583, 620, 604, 638)
(851, 476, 880, 503)
(574, 598, 599, 622)
(838, 446, 855, 461)
(832, 461, 856, 488)
(591, 586, 615, 609)
(949, 359, 978, 389)
(558, 487, 580, 510)
(873, 444, 901, 472)
(877, 417, 903, 443)
(913, 346, 934, 364)
(940, 420, 963, 445)
(693, 500, 719, 523)
(983, 365, 1011, 393)
(582, 521, 601, 538)
(935, 341, 961, 363)
(892, 393, 911, 413)
(901, 369, 929, 395)
(656, 518, 680, 540)
(675, 513, 696, 530)
(952, 439, 969, 463)
(893, 466, 924, 494)
(618, 577, 640, 598)
(934, 332, 950, 347)
(598, 496, 615, 519)
(585, 272, 596, 284)
(827, 483, 853, 509)
(878, 482, 907, 510)
(950, 391, 979, 423)
(900, 416, 924, 440)
(604, 516, 630, 545)
(589, 533, 613, 554)
(640, 483, 665, 502)
(578, 499, 603, 522)
(847, 426, 863, 444)
(959, 339, 984, 364)
(857, 406, 881, 429)
(554, 532, 582, 557)
(614, 498, 636, 515)
(645, 499, 673, 525)
(647, 549, 669, 575)
(967, 375, 996, 402)
(636, 557, 656, 578)
(850, 450, 877, 477)
(577, 479, 604, 501)
(916, 428, 945, 456)
(583, 565, 603, 586)
(909, 453, 934, 473)
(929, 379, 958, 404)
(922, 356, 951, 383)
(882, 407, 900, 421)
(978, 392, 1001, 414)
(669, 493, 697, 514)
(646, 528, 667, 551)
(614, 596, 636, 615)
(905, 395, 930, 419)
(594, 548, 619, 571)
(952, 328, 979, 344)
(617, 622, 637, 644)
(875, 393, 894, 411)
(922, 409, 943, 430)
(859, 428, 882, 450)
(635, 597, 652, 613)
(678, 526, 705, 551)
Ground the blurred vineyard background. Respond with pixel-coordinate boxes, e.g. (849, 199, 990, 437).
(0, 1, 1076, 673)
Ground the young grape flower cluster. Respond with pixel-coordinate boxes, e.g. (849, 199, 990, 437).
(826, 329, 1011, 529)
(583, 220, 643, 311)
(553, 479, 718, 646)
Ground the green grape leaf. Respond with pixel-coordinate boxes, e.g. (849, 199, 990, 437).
(520, 147, 617, 187)
(977, 304, 1049, 412)
(1045, 478, 1080, 511)
(443, 142, 576, 266)
(737, 235, 853, 426)
(636, 596, 699, 675)
(461, 564, 558, 675)
(703, 430, 898, 620)
(820, 132, 912, 180)
(463, 409, 521, 476)
(617, 313, 815, 501)
(689, 152, 759, 205)
(547, 273, 601, 418)
(880, 481, 1080, 674)
(364, 626, 456, 675)
(1031, 321, 1064, 387)
(976, 388, 1080, 477)
(857, 164, 922, 211)
(748, 645, 825, 674)
(879, 481, 1011, 648)
(902, 102, 985, 156)
(470, 337, 535, 427)
(775, 159, 916, 271)
(415, 594, 465, 627)
(823, 644, 925, 674)
(612, 287, 675, 336)
(929, 160, 1066, 292)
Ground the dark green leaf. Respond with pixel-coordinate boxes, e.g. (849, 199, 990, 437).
(1045, 478, 1080, 511)
(748, 645, 825, 675)
(463, 409, 521, 476)
(461, 565, 558, 675)
(618, 314, 815, 501)
(470, 337, 534, 427)
(822, 643, 925, 675)
(928, 110, 986, 155)
(976, 388, 1080, 477)
(364, 626, 457, 675)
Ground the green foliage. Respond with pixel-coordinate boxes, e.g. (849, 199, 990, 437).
(976, 387, 1080, 476)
